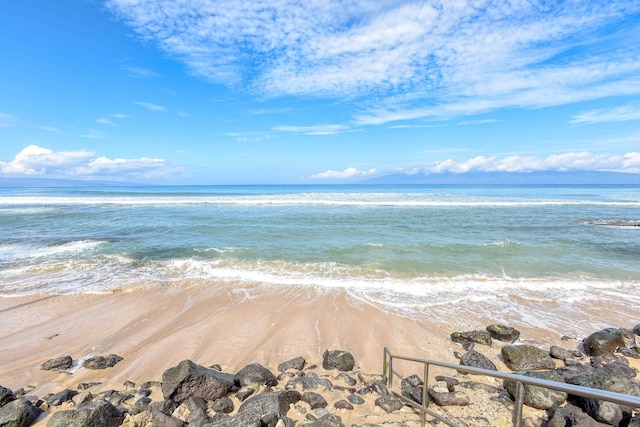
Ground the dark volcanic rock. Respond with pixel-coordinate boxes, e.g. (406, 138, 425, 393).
(152, 412, 185, 427)
(566, 367, 635, 425)
(0, 399, 41, 427)
(209, 396, 234, 414)
(486, 324, 520, 343)
(547, 403, 610, 427)
(550, 346, 582, 361)
(47, 399, 124, 427)
(451, 330, 492, 347)
(322, 350, 355, 372)
(400, 374, 423, 390)
(236, 363, 278, 387)
(302, 391, 328, 409)
(161, 360, 236, 403)
(41, 355, 73, 371)
(402, 386, 425, 405)
(83, 354, 123, 370)
(346, 394, 364, 405)
(46, 389, 78, 406)
(460, 349, 498, 372)
(215, 390, 300, 426)
(278, 357, 306, 373)
(333, 399, 353, 410)
(501, 345, 555, 371)
(428, 390, 470, 406)
(503, 370, 567, 410)
(374, 395, 403, 413)
(0, 386, 16, 407)
(302, 413, 345, 427)
(583, 328, 625, 357)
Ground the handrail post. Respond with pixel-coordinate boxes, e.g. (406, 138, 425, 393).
(513, 381, 524, 427)
(421, 362, 429, 427)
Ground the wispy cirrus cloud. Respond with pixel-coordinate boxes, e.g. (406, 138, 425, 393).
(0, 145, 175, 180)
(96, 113, 128, 126)
(0, 112, 20, 127)
(134, 101, 167, 112)
(105, 0, 640, 124)
(122, 65, 160, 78)
(569, 104, 640, 124)
(273, 124, 351, 135)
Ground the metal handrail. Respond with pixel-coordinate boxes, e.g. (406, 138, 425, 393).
(383, 347, 640, 427)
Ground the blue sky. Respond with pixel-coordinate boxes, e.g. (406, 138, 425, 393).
(1, 0, 639, 184)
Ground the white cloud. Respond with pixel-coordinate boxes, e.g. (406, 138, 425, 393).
(273, 124, 350, 135)
(105, 0, 640, 123)
(80, 129, 108, 139)
(569, 104, 640, 124)
(134, 101, 167, 112)
(0, 145, 173, 180)
(311, 167, 378, 180)
(96, 113, 129, 126)
(421, 152, 640, 174)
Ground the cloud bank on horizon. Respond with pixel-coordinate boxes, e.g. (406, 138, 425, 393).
(2, 145, 638, 182)
(105, 0, 640, 124)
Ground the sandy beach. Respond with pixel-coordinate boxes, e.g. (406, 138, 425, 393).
(1, 282, 639, 426)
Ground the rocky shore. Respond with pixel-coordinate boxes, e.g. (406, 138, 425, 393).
(2, 323, 640, 427)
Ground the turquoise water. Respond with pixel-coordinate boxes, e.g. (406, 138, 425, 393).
(1, 184, 639, 322)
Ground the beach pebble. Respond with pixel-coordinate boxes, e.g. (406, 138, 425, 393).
(302, 391, 327, 409)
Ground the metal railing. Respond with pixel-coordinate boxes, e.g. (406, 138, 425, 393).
(383, 347, 640, 427)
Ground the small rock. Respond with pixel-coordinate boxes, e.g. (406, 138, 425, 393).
(460, 349, 498, 372)
(400, 374, 423, 390)
(428, 390, 470, 406)
(302, 392, 328, 409)
(374, 395, 403, 413)
(46, 389, 78, 406)
(41, 355, 73, 371)
(451, 330, 492, 347)
(346, 394, 365, 405)
(278, 357, 306, 372)
(237, 363, 278, 387)
(322, 350, 355, 372)
(0, 386, 16, 407)
(333, 400, 353, 410)
(486, 324, 521, 343)
(83, 354, 123, 370)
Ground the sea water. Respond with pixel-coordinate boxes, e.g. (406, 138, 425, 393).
(1, 184, 639, 329)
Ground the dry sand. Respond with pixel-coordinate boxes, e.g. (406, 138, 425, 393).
(0, 282, 638, 426)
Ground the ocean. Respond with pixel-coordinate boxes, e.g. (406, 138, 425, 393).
(1, 184, 639, 331)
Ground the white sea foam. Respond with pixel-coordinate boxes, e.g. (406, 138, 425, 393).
(1, 195, 638, 208)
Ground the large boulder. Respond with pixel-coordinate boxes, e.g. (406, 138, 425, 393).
(41, 356, 73, 371)
(46, 399, 124, 427)
(501, 345, 555, 371)
(322, 350, 354, 372)
(0, 399, 41, 427)
(547, 404, 611, 427)
(583, 328, 625, 357)
(566, 367, 635, 426)
(503, 370, 567, 410)
(486, 324, 520, 343)
(236, 363, 277, 387)
(208, 390, 300, 426)
(161, 360, 237, 403)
